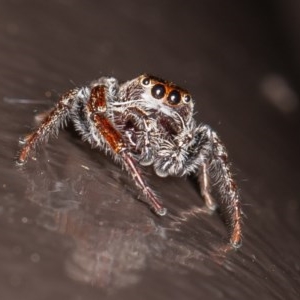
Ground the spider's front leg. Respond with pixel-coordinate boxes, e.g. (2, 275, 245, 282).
(87, 85, 167, 216)
(17, 88, 80, 165)
(198, 125, 242, 248)
(154, 121, 242, 248)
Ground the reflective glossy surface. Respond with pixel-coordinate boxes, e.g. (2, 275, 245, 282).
(0, 1, 300, 299)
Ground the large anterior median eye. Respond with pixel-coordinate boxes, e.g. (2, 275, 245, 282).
(167, 90, 181, 105)
(151, 84, 166, 99)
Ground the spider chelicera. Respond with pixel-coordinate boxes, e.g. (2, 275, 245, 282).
(17, 74, 242, 248)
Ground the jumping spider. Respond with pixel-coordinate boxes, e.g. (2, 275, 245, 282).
(17, 74, 242, 248)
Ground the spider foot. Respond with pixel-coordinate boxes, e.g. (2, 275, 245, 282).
(197, 204, 217, 215)
(154, 206, 167, 216)
(230, 239, 242, 249)
(16, 146, 31, 166)
(229, 222, 242, 249)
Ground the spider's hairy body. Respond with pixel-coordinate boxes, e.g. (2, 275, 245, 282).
(17, 74, 242, 248)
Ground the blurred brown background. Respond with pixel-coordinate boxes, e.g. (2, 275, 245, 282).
(0, 1, 299, 299)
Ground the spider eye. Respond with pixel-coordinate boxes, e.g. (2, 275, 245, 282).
(183, 94, 191, 103)
(142, 77, 151, 86)
(167, 90, 181, 105)
(151, 84, 166, 99)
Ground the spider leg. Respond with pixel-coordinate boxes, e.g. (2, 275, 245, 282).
(17, 88, 79, 165)
(87, 85, 167, 216)
(198, 163, 218, 211)
(200, 126, 242, 248)
(121, 151, 167, 216)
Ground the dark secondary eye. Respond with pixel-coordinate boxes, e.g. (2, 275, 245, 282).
(151, 84, 166, 99)
(167, 90, 181, 105)
(183, 94, 191, 103)
(142, 77, 151, 86)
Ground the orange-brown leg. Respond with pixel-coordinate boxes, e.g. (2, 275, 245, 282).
(210, 131, 242, 248)
(87, 85, 167, 216)
(198, 163, 218, 211)
(199, 160, 242, 248)
(17, 89, 79, 165)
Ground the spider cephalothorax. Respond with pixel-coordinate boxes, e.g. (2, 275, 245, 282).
(17, 74, 242, 248)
